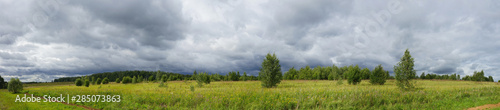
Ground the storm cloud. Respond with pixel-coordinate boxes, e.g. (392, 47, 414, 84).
(0, 0, 500, 82)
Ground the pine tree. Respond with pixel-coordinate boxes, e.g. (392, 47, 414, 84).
(346, 65, 362, 85)
(394, 49, 416, 90)
(259, 53, 282, 88)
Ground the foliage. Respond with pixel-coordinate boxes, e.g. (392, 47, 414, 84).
(196, 72, 211, 87)
(84, 79, 90, 87)
(241, 72, 248, 81)
(102, 77, 109, 84)
(284, 67, 298, 80)
(394, 49, 416, 90)
(115, 78, 121, 83)
(259, 53, 282, 88)
(96, 78, 102, 85)
(91, 77, 96, 85)
(137, 76, 143, 83)
(132, 76, 137, 84)
(148, 76, 154, 82)
(361, 68, 371, 80)
(336, 77, 344, 85)
(370, 64, 387, 85)
(121, 76, 132, 84)
(7, 78, 23, 93)
(346, 65, 362, 85)
(75, 78, 83, 86)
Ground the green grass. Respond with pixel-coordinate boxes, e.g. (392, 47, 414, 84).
(2, 80, 500, 109)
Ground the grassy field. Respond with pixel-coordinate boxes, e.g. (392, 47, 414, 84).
(1, 80, 500, 109)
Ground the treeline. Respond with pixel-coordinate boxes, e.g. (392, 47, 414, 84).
(54, 70, 191, 82)
(283, 64, 392, 80)
(418, 72, 460, 80)
(462, 70, 494, 82)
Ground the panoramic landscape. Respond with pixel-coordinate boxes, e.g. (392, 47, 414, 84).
(1, 0, 500, 110)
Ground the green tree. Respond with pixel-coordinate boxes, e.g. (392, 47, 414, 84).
(370, 64, 387, 85)
(132, 76, 137, 84)
(259, 53, 282, 88)
(156, 70, 161, 82)
(346, 65, 362, 85)
(84, 79, 90, 87)
(361, 68, 371, 80)
(394, 49, 416, 90)
(148, 76, 154, 82)
(122, 76, 132, 84)
(115, 78, 121, 83)
(75, 78, 83, 86)
(420, 72, 426, 79)
(137, 76, 143, 83)
(102, 77, 109, 84)
(192, 70, 197, 80)
(242, 72, 248, 81)
(195, 72, 211, 87)
(285, 67, 298, 80)
(8, 78, 23, 93)
(488, 76, 494, 82)
(96, 78, 102, 85)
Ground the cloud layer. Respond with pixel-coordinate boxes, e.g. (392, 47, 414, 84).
(1, 0, 499, 82)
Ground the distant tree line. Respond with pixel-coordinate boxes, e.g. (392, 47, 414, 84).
(419, 72, 461, 80)
(54, 70, 192, 82)
(461, 70, 494, 82)
(282, 64, 392, 81)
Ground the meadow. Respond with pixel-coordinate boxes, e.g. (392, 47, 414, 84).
(1, 80, 500, 109)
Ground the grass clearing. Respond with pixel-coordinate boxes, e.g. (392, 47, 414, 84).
(1, 80, 500, 109)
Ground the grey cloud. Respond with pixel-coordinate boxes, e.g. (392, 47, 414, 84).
(1, 0, 500, 82)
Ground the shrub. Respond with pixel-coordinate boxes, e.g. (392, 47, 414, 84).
(102, 77, 109, 84)
(115, 78, 121, 83)
(370, 64, 387, 85)
(259, 53, 282, 88)
(137, 76, 143, 83)
(148, 76, 154, 82)
(84, 79, 90, 87)
(161, 75, 168, 82)
(8, 78, 23, 93)
(195, 72, 211, 87)
(394, 49, 416, 90)
(75, 78, 83, 86)
(122, 76, 132, 84)
(346, 65, 362, 85)
(132, 76, 137, 84)
(96, 78, 102, 85)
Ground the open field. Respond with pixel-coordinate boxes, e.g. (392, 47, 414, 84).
(1, 80, 500, 109)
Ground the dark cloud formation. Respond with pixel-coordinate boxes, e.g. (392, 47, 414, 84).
(0, 0, 499, 82)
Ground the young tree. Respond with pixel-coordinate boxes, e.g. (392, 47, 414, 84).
(115, 78, 121, 83)
(192, 70, 197, 80)
(195, 72, 211, 87)
(346, 65, 362, 85)
(488, 76, 494, 82)
(122, 76, 132, 84)
(132, 76, 137, 84)
(102, 77, 109, 84)
(394, 49, 416, 90)
(156, 70, 162, 82)
(8, 78, 23, 93)
(84, 79, 90, 87)
(259, 53, 282, 88)
(420, 72, 426, 79)
(96, 78, 102, 85)
(137, 76, 143, 83)
(148, 76, 154, 82)
(361, 68, 371, 80)
(75, 78, 83, 86)
(242, 72, 248, 81)
(370, 64, 387, 85)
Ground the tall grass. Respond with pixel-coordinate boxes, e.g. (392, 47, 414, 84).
(12, 80, 500, 109)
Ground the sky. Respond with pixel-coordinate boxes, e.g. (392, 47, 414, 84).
(0, 0, 499, 82)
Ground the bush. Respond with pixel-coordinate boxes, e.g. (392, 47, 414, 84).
(346, 65, 362, 85)
(84, 79, 90, 87)
(132, 76, 137, 84)
(102, 77, 109, 84)
(394, 49, 416, 90)
(75, 78, 83, 86)
(96, 78, 102, 85)
(370, 64, 387, 85)
(122, 76, 132, 84)
(115, 78, 121, 83)
(259, 53, 282, 88)
(149, 76, 154, 82)
(161, 75, 168, 82)
(195, 72, 211, 87)
(8, 78, 23, 93)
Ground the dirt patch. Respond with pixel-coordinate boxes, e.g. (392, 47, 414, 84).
(24, 93, 100, 110)
(468, 102, 500, 110)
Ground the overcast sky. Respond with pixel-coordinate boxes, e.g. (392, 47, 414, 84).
(1, 0, 499, 82)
